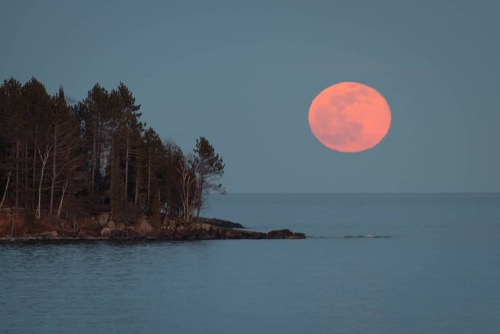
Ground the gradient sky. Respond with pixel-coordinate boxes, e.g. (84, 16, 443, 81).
(1, 0, 499, 193)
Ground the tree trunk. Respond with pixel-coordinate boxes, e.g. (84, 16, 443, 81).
(110, 147, 114, 215)
(15, 138, 19, 210)
(110, 135, 116, 216)
(90, 121, 97, 197)
(33, 124, 37, 189)
(179, 162, 188, 221)
(0, 170, 12, 210)
(32, 124, 37, 204)
(37, 146, 51, 220)
(49, 123, 57, 214)
(147, 153, 151, 206)
(179, 162, 197, 223)
(11, 212, 15, 238)
(125, 134, 129, 202)
(24, 141, 28, 206)
(57, 176, 69, 219)
(195, 172, 204, 222)
(134, 164, 139, 207)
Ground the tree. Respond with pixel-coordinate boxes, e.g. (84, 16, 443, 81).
(49, 89, 85, 219)
(36, 144, 52, 220)
(115, 83, 142, 205)
(79, 83, 110, 204)
(0, 78, 25, 210)
(104, 83, 142, 219)
(177, 152, 198, 222)
(193, 137, 226, 221)
(162, 140, 184, 218)
(1, 76, 230, 233)
(21, 78, 51, 208)
(140, 128, 165, 211)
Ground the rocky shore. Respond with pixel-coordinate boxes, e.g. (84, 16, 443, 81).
(0, 214, 305, 242)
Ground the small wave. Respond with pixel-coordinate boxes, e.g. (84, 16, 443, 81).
(343, 235, 392, 239)
(307, 235, 392, 239)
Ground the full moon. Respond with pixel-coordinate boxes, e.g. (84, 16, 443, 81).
(308, 82, 391, 153)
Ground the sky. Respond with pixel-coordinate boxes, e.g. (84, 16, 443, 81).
(1, 0, 499, 193)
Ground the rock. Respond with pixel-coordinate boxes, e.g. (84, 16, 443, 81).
(100, 227, 112, 237)
(135, 217, 152, 236)
(198, 223, 213, 231)
(267, 229, 305, 239)
(224, 229, 244, 239)
(2, 214, 306, 241)
(100, 227, 139, 239)
(97, 213, 110, 226)
(37, 231, 58, 239)
(267, 229, 291, 238)
(198, 217, 244, 229)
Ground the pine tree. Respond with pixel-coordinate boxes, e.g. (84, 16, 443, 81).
(80, 84, 110, 205)
(193, 137, 226, 221)
(0, 78, 25, 210)
(21, 78, 51, 208)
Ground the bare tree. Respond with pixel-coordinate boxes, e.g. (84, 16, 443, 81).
(0, 170, 11, 210)
(57, 176, 69, 218)
(178, 154, 198, 223)
(36, 145, 52, 220)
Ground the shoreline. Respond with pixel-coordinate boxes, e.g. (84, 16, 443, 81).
(0, 216, 306, 243)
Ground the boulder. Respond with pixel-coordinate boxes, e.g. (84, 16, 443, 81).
(267, 229, 292, 238)
(37, 231, 58, 239)
(97, 213, 111, 226)
(224, 229, 244, 239)
(267, 229, 305, 239)
(198, 217, 244, 229)
(135, 217, 153, 236)
(100, 227, 112, 237)
(100, 227, 139, 239)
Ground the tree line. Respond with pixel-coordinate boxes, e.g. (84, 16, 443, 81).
(0, 77, 225, 226)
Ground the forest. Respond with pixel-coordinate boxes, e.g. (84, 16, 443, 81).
(0, 77, 225, 233)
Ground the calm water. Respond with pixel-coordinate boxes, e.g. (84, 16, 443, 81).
(1, 193, 500, 333)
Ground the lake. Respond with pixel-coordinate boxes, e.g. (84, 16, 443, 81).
(1, 193, 500, 333)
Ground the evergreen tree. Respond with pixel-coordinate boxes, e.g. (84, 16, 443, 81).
(0, 77, 227, 229)
(0, 78, 25, 210)
(106, 83, 141, 220)
(48, 87, 85, 219)
(80, 83, 110, 205)
(193, 137, 226, 221)
(21, 78, 51, 208)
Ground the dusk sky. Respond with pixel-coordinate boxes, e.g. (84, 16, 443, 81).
(1, 0, 499, 193)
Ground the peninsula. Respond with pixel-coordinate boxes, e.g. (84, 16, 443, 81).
(0, 213, 305, 242)
(0, 77, 305, 242)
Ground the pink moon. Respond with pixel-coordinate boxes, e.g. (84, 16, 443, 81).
(308, 82, 391, 153)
